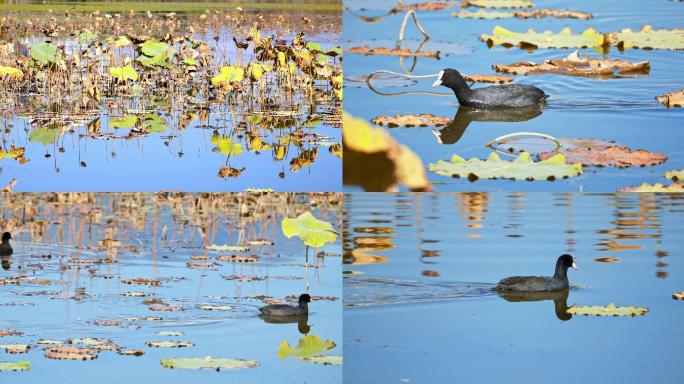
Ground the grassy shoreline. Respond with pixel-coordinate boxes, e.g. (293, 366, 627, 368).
(0, 1, 341, 13)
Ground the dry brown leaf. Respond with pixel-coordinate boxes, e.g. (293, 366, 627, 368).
(216, 255, 259, 262)
(539, 138, 667, 168)
(673, 292, 684, 300)
(345, 46, 440, 58)
(494, 50, 650, 77)
(0, 329, 23, 337)
(122, 278, 161, 286)
(514, 9, 592, 20)
(148, 304, 183, 312)
(371, 114, 451, 128)
(395, 2, 458, 12)
(118, 349, 144, 356)
(463, 74, 514, 83)
(44, 346, 98, 360)
(656, 89, 684, 108)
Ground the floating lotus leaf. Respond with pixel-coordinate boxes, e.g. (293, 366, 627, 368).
(216, 255, 258, 262)
(345, 46, 440, 58)
(607, 25, 684, 50)
(281, 211, 338, 248)
(371, 114, 451, 128)
(481, 26, 605, 49)
(109, 65, 139, 81)
(205, 244, 249, 252)
(430, 152, 582, 181)
(160, 356, 258, 370)
(665, 169, 684, 181)
(140, 113, 168, 132)
(0, 66, 23, 79)
(567, 303, 648, 316)
(395, 2, 458, 11)
(146, 341, 194, 348)
(344, 113, 431, 191)
(121, 291, 150, 297)
(149, 304, 183, 312)
(538, 138, 667, 167)
(277, 334, 336, 360)
(673, 292, 684, 300)
(303, 355, 343, 365)
(118, 349, 144, 356)
(463, 0, 534, 9)
(494, 50, 649, 77)
(0, 344, 30, 354)
(211, 66, 244, 88)
(513, 9, 592, 19)
(122, 278, 161, 286)
(197, 305, 232, 311)
(453, 9, 514, 18)
(110, 115, 137, 129)
(211, 134, 243, 156)
(0, 361, 29, 371)
(30, 42, 59, 64)
(619, 182, 684, 192)
(0, 329, 22, 337)
(656, 89, 684, 108)
(44, 346, 97, 360)
(157, 331, 184, 337)
(29, 127, 61, 145)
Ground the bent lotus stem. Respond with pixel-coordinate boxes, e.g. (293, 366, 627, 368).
(396, 10, 430, 50)
(485, 132, 561, 158)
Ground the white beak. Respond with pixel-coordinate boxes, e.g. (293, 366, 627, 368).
(432, 70, 444, 87)
(571, 262, 578, 270)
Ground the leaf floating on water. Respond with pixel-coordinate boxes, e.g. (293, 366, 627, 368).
(538, 138, 667, 167)
(345, 46, 440, 58)
(567, 303, 648, 317)
(215, 255, 258, 263)
(146, 341, 194, 348)
(494, 50, 649, 77)
(463, 74, 514, 84)
(197, 305, 232, 311)
(618, 182, 684, 193)
(277, 334, 336, 360)
(0, 361, 29, 371)
(673, 292, 684, 300)
(0, 329, 23, 337)
(607, 25, 684, 50)
(594, 257, 621, 263)
(157, 331, 184, 337)
(656, 89, 684, 108)
(245, 239, 274, 246)
(302, 355, 343, 365)
(121, 291, 151, 297)
(44, 346, 98, 361)
(217, 166, 246, 178)
(665, 169, 684, 181)
(463, 0, 534, 8)
(36, 339, 64, 345)
(160, 356, 258, 370)
(122, 278, 161, 287)
(125, 316, 163, 322)
(118, 349, 144, 356)
(205, 244, 249, 252)
(345, 249, 391, 265)
(0, 344, 30, 354)
(148, 304, 183, 312)
(452, 9, 514, 19)
(281, 211, 338, 248)
(481, 26, 605, 50)
(454, 8, 594, 20)
(395, 2, 458, 12)
(429, 152, 583, 181)
(371, 114, 451, 128)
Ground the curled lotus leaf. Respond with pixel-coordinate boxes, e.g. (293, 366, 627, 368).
(566, 303, 648, 316)
(665, 169, 684, 181)
(429, 152, 583, 181)
(481, 26, 605, 49)
(607, 25, 684, 50)
(30, 42, 60, 64)
(160, 356, 258, 370)
(618, 182, 684, 193)
(538, 138, 667, 167)
(218, 166, 246, 178)
(146, 341, 194, 348)
(277, 334, 336, 360)
(462, 0, 534, 9)
(302, 355, 343, 365)
(0, 361, 29, 371)
(656, 89, 684, 108)
(281, 211, 338, 248)
(463, 74, 513, 84)
(211, 66, 244, 88)
(109, 65, 139, 81)
(494, 50, 650, 77)
(329, 143, 342, 158)
(247, 63, 272, 81)
(0, 66, 23, 79)
(0, 146, 26, 161)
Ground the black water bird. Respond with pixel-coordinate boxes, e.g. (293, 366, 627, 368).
(495, 254, 577, 293)
(259, 293, 311, 316)
(432, 68, 548, 108)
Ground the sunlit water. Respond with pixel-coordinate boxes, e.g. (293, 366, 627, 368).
(343, 192, 684, 383)
(344, 0, 684, 192)
(0, 193, 341, 383)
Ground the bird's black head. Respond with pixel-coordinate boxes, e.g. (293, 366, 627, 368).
(299, 293, 312, 304)
(432, 68, 469, 90)
(558, 254, 577, 271)
(2, 232, 11, 242)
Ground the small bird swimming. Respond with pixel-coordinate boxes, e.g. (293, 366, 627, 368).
(259, 293, 311, 316)
(0, 232, 12, 257)
(495, 254, 577, 293)
(432, 68, 549, 108)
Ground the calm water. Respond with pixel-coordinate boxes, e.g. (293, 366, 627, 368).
(343, 192, 684, 383)
(0, 193, 341, 383)
(0, 11, 341, 192)
(343, 0, 684, 192)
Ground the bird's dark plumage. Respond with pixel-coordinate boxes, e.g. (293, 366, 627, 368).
(259, 293, 311, 316)
(495, 254, 577, 292)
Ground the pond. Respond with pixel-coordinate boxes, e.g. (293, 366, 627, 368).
(0, 193, 342, 382)
(343, 0, 684, 192)
(0, 4, 341, 191)
(343, 192, 684, 383)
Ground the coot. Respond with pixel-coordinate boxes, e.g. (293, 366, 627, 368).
(259, 293, 311, 316)
(432, 68, 548, 108)
(495, 254, 577, 292)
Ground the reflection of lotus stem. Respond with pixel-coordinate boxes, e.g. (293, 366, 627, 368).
(366, 69, 451, 97)
(485, 132, 560, 158)
(396, 10, 430, 50)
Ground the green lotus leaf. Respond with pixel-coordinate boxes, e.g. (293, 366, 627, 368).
(110, 115, 137, 129)
(306, 42, 323, 53)
(78, 29, 96, 44)
(452, 10, 514, 19)
(137, 54, 173, 69)
(205, 244, 249, 252)
(302, 355, 343, 365)
(0, 361, 29, 371)
(277, 334, 336, 360)
(281, 211, 338, 248)
(211, 134, 243, 156)
(160, 356, 258, 370)
(665, 169, 684, 181)
(0, 344, 30, 353)
(465, 0, 534, 8)
(326, 47, 343, 56)
(609, 26, 684, 50)
(567, 303, 648, 316)
(182, 57, 198, 66)
(113, 35, 132, 48)
(141, 40, 175, 59)
(481, 26, 605, 49)
(30, 42, 59, 65)
(619, 182, 684, 193)
(147, 341, 194, 348)
(29, 127, 61, 145)
(141, 113, 168, 132)
(211, 66, 244, 88)
(109, 65, 139, 81)
(247, 63, 272, 81)
(0, 66, 23, 79)
(429, 152, 583, 181)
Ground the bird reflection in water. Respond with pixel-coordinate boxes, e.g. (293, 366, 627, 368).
(433, 106, 543, 145)
(259, 314, 311, 335)
(498, 288, 573, 321)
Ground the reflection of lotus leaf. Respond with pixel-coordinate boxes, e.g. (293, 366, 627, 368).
(0, 361, 29, 371)
(160, 356, 258, 370)
(281, 211, 338, 248)
(454, 9, 591, 19)
(306, 42, 323, 53)
(141, 114, 168, 132)
(481, 26, 605, 49)
(429, 152, 583, 181)
(353, 236, 394, 250)
(277, 334, 336, 360)
(567, 303, 648, 316)
(303, 355, 342, 365)
(608, 26, 684, 50)
(538, 138, 667, 167)
(0, 146, 25, 160)
(29, 127, 62, 145)
(212, 135, 243, 156)
(211, 66, 244, 88)
(464, 0, 534, 8)
(109, 65, 139, 81)
(110, 115, 137, 129)
(30, 42, 59, 65)
(594, 257, 621, 263)
(666, 169, 684, 181)
(247, 63, 271, 81)
(0, 66, 23, 79)
(345, 249, 390, 265)
(656, 89, 684, 108)
(619, 182, 684, 193)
